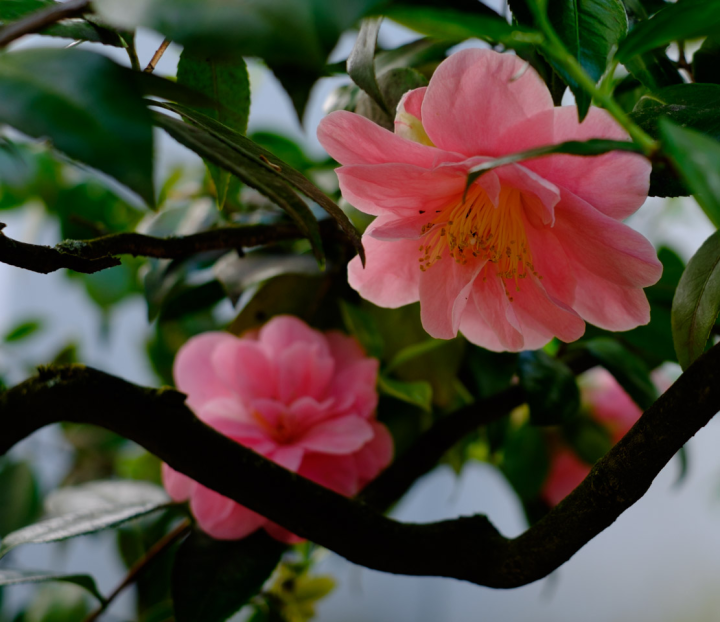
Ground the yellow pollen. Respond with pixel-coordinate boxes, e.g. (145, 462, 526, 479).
(417, 185, 540, 298)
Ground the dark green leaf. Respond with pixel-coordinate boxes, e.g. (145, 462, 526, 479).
(385, 339, 448, 374)
(500, 422, 549, 500)
(378, 375, 433, 412)
(624, 49, 683, 91)
(581, 338, 658, 409)
(0, 461, 41, 538)
(693, 36, 720, 85)
(347, 18, 387, 113)
(0, 570, 104, 603)
(465, 348, 518, 399)
(671, 229, 720, 370)
(617, 0, 720, 63)
(172, 530, 284, 622)
(659, 118, 720, 228)
(340, 300, 384, 359)
(153, 112, 324, 266)
(177, 49, 251, 207)
(3, 319, 42, 342)
(517, 350, 580, 425)
(355, 66, 428, 130)
(375, 37, 456, 74)
(23, 584, 91, 622)
(155, 102, 363, 263)
(564, 417, 613, 464)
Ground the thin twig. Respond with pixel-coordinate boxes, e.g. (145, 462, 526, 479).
(0, 0, 90, 48)
(83, 519, 192, 622)
(144, 38, 171, 74)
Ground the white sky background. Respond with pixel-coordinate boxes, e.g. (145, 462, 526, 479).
(1, 8, 720, 621)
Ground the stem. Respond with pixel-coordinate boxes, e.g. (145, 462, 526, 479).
(83, 519, 191, 622)
(124, 35, 142, 72)
(144, 38, 171, 73)
(0, 0, 90, 48)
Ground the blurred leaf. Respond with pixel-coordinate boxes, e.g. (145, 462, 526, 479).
(564, 417, 613, 464)
(45, 480, 169, 515)
(0, 481, 170, 559)
(385, 339, 447, 373)
(177, 49, 251, 207)
(500, 422, 549, 501)
(0, 48, 155, 206)
(154, 112, 324, 265)
(375, 37, 456, 75)
(249, 132, 320, 174)
(172, 530, 284, 622)
(323, 83, 362, 115)
(157, 102, 363, 262)
(3, 319, 42, 343)
(693, 36, 720, 85)
(355, 66, 428, 130)
(378, 375, 433, 412)
(659, 118, 720, 228)
(348, 18, 387, 113)
(580, 338, 658, 409)
(518, 350, 580, 425)
(339, 300, 384, 359)
(465, 348, 518, 399)
(617, 0, 720, 63)
(0, 570, 103, 603)
(0, 461, 41, 538)
(671, 229, 720, 370)
(23, 584, 90, 622)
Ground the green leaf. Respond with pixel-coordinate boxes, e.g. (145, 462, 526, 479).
(581, 338, 658, 409)
(617, 0, 720, 62)
(153, 112, 324, 266)
(564, 417, 613, 464)
(155, 102, 364, 263)
(0, 0, 124, 46)
(0, 481, 170, 559)
(0, 48, 154, 205)
(517, 350, 580, 425)
(355, 66, 428, 130)
(3, 319, 42, 342)
(375, 37, 457, 74)
(23, 584, 91, 622)
(385, 339, 447, 374)
(0, 461, 41, 537)
(466, 348, 519, 399)
(671, 229, 720, 370)
(547, 0, 628, 121)
(347, 18, 387, 113)
(693, 36, 720, 85)
(378, 375, 433, 412)
(500, 421, 549, 501)
(465, 138, 641, 193)
(339, 300, 384, 359)
(658, 118, 720, 228)
(0, 570, 104, 603)
(172, 530, 284, 622)
(623, 49, 683, 91)
(177, 50, 250, 208)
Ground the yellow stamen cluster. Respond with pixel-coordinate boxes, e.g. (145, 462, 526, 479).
(417, 186, 541, 300)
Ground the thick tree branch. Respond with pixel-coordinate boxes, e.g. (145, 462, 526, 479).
(0, 221, 332, 275)
(2, 346, 719, 587)
(0, 0, 90, 48)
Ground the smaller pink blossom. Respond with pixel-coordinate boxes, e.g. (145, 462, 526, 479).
(541, 368, 669, 506)
(162, 315, 393, 543)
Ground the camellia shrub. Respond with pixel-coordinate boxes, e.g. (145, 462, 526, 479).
(1, 0, 720, 620)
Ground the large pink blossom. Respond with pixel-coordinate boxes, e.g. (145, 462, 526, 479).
(541, 368, 669, 506)
(162, 315, 393, 542)
(318, 49, 663, 351)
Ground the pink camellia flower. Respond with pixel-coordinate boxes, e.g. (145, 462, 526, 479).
(541, 368, 669, 506)
(162, 315, 393, 542)
(318, 49, 663, 352)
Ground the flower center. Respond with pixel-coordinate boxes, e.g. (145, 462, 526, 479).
(251, 409, 295, 444)
(418, 185, 540, 300)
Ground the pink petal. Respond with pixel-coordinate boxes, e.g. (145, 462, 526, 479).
(162, 464, 195, 502)
(496, 163, 560, 227)
(471, 275, 524, 351)
(421, 48, 553, 157)
(582, 368, 641, 442)
(205, 415, 277, 455)
(318, 110, 462, 168)
(354, 421, 394, 487)
(325, 331, 367, 370)
(298, 453, 359, 496)
(554, 190, 662, 289)
(498, 106, 651, 220)
(190, 485, 267, 540)
(195, 396, 249, 425)
(541, 449, 590, 507)
(173, 332, 237, 411)
(264, 522, 305, 544)
(287, 396, 335, 433)
(276, 343, 334, 403)
(295, 415, 374, 455)
(419, 257, 485, 339)
(211, 339, 277, 401)
(459, 303, 512, 352)
(259, 315, 329, 358)
(348, 217, 422, 309)
(327, 359, 379, 419)
(268, 445, 305, 472)
(395, 87, 433, 145)
(397, 86, 425, 120)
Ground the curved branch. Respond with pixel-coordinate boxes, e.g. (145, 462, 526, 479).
(0, 221, 334, 275)
(0, 0, 90, 48)
(2, 345, 720, 588)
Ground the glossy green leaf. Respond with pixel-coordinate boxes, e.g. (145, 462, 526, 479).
(378, 375, 433, 412)
(347, 18, 387, 113)
(0, 48, 154, 205)
(3, 319, 42, 342)
(340, 300, 384, 359)
(624, 49, 683, 91)
(0, 570, 104, 603)
(0, 461, 41, 537)
(153, 112, 324, 266)
(672, 229, 720, 370)
(518, 350, 580, 425)
(693, 36, 720, 85)
(659, 118, 720, 228)
(172, 530, 285, 622)
(177, 49, 250, 208)
(355, 66, 428, 130)
(581, 338, 658, 409)
(500, 422, 549, 501)
(156, 102, 364, 262)
(617, 0, 720, 62)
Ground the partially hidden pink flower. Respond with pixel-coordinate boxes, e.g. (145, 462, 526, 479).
(541, 368, 670, 506)
(162, 315, 393, 543)
(318, 49, 662, 352)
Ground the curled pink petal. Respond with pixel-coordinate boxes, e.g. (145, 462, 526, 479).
(162, 464, 195, 502)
